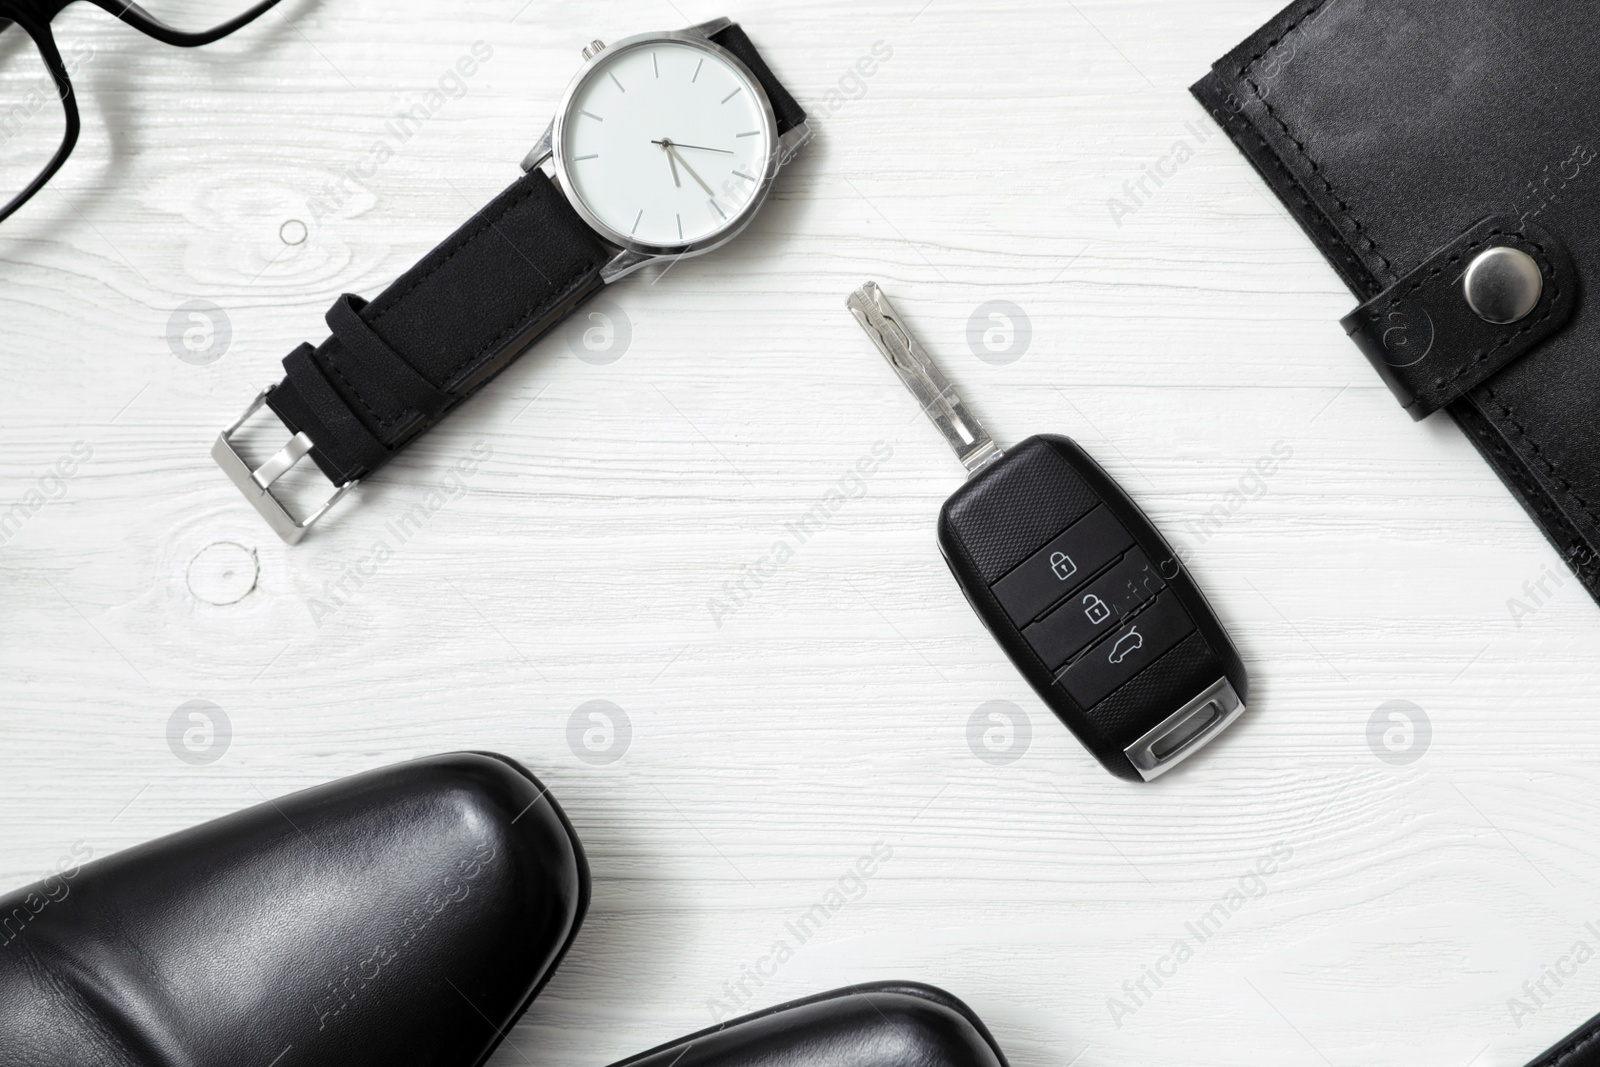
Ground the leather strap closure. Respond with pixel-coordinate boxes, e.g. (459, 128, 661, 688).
(266, 168, 611, 484)
(279, 342, 388, 475)
(1341, 217, 1577, 421)
(323, 294, 454, 424)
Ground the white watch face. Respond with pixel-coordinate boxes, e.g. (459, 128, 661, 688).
(558, 40, 774, 250)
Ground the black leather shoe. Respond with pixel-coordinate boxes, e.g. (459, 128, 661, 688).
(615, 983, 1010, 1067)
(0, 752, 589, 1067)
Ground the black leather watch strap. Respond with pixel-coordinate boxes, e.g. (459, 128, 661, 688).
(266, 169, 610, 485)
(709, 23, 806, 138)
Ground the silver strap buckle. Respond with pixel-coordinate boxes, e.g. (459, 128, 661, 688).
(212, 388, 357, 545)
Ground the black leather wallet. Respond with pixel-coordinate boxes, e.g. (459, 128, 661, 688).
(1192, 0, 1600, 603)
(1529, 1010, 1600, 1067)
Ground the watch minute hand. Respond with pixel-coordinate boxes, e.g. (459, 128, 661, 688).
(651, 139, 734, 155)
(666, 143, 717, 197)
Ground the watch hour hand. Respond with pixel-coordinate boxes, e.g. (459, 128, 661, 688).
(658, 137, 686, 188)
(656, 138, 718, 197)
(669, 145, 717, 197)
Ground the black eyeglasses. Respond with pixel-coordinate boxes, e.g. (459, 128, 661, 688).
(0, 0, 282, 225)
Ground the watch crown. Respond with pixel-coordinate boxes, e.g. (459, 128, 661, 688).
(581, 39, 606, 61)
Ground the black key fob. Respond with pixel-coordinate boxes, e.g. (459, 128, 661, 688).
(848, 283, 1248, 781)
(939, 435, 1248, 781)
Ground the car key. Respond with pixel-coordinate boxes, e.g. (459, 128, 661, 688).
(846, 282, 1248, 781)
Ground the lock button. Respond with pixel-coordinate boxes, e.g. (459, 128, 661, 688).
(1023, 547, 1166, 670)
(990, 507, 1135, 626)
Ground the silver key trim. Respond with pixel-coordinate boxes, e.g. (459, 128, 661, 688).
(847, 282, 1002, 477)
(1124, 677, 1245, 782)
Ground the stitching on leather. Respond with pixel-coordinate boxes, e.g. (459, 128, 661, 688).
(1370, 230, 1514, 314)
(1544, 1018, 1600, 1067)
(446, 267, 597, 390)
(1464, 409, 1600, 604)
(1431, 238, 1558, 397)
(1227, 4, 1600, 587)
(1480, 386, 1600, 531)
(324, 356, 400, 428)
(1552, 1029, 1600, 1067)
(1360, 229, 1562, 404)
(321, 178, 590, 432)
(1237, 2, 1398, 283)
(329, 178, 555, 426)
(1462, 253, 1599, 576)
(1472, 412, 1581, 536)
(1202, 98, 1371, 285)
(1244, 122, 1370, 282)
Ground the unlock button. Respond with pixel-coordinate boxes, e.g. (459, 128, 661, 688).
(990, 507, 1134, 625)
(1024, 547, 1165, 669)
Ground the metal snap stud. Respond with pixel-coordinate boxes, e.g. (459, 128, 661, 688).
(1463, 246, 1543, 325)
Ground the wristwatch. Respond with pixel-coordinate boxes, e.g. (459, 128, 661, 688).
(214, 18, 809, 543)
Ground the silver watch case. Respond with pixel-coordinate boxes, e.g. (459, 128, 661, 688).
(522, 18, 811, 283)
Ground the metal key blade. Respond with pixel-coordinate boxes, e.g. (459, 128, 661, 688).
(846, 282, 1002, 477)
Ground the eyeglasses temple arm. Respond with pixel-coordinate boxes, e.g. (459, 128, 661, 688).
(81, 0, 285, 47)
(0, 18, 79, 226)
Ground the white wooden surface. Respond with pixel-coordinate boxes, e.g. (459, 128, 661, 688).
(3, 1, 1599, 1064)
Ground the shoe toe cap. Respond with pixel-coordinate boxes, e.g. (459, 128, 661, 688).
(0, 751, 588, 1067)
